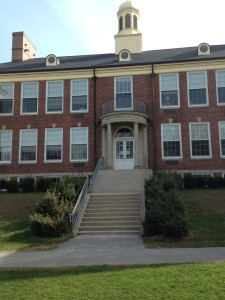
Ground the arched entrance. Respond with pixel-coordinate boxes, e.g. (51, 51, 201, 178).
(114, 127, 134, 169)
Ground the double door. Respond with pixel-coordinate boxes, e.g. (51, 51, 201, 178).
(114, 139, 134, 169)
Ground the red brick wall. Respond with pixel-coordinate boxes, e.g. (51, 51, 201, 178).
(1, 71, 225, 178)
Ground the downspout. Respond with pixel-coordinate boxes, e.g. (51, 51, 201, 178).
(151, 64, 157, 172)
(93, 68, 97, 166)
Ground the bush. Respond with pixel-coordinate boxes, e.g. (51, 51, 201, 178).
(144, 172, 188, 239)
(21, 177, 35, 192)
(36, 178, 52, 192)
(0, 179, 8, 190)
(30, 213, 70, 238)
(30, 176, 84, 238)
(7, 179, 19, 193)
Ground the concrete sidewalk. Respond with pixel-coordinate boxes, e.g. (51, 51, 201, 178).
(0, 236, 225, 268)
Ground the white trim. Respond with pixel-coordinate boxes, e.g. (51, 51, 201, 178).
(0, 129, 12, 164)
(187, 71, 209, 107)
(161, 123, 182, 160)
(114, 76, 133, 111)
(218, 121, 225, 158)
(20, 82, 39, 115)
(0, 83, 14, 116)
(216, 70, 225, 106)
(189, 122, 212, 159)
(70, 127, 88, 162)
(19, 129, 38, 164)
(70, 79, 88, 113)
(160, 73, 180, 109)
(44, 128, 63, 163)
(45, 80, 64, 114)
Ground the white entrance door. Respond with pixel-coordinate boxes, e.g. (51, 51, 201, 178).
(115, 139, 134, 169)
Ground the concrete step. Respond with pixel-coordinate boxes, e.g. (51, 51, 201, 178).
(81, 221, 141, 226)
(79, 226, 141, 232)
(77, 231, 141, 236)
(83, 212, 140, 217)
(85, 208, 140, 213)
(82, 216, 140, 222)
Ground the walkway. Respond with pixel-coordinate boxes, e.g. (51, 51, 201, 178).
(1, 236, 225, 268)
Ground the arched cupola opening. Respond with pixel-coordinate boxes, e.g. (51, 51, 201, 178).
(119, 16, 123, 31)
(125, 14, 131, 28)
(133, 15, 137, 30)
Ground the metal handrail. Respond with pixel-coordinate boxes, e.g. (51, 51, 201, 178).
(70, 177, 89, 234)
(70, 156, 105, 234)
(102, 99, 147, 115)
(89, 156, 105, 191)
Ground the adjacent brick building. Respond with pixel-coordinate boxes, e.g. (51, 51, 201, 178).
(0, 0, 225, 183)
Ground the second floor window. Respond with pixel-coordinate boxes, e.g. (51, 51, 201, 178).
(160, 73, 179, 108)
(115, 77, 133, 110)
(22, 82, 38, 114)
(46, 81, 63, 113)
(188, 71, 208, 106)
(0, 83, 14, 114)
(216, 70, 225, 105)
(71, 80, 88, 112)
(70, 127, 88, 161)
(219, 122, 225, 157)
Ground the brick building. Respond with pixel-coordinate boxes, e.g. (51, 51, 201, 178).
(0, 0, 225, 183)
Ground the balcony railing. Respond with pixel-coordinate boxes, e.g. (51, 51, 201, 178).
(101, 99, 147, 115)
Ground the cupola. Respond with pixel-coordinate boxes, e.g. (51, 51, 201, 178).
(114, 1, 142, 55)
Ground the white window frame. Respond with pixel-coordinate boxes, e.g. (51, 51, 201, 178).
(44, 128, 63, 163)
(70, 127, 88, 162)
(160, 73, 180, 109)
(46, 81, 63, 114)
(114, 76, 133, 111)
(189, 122, 212, 159)
(218, 121, 225, 158)
(70, 79, 88, 113)
(0, 83, 14, 115)
(161, 123, 182, 159)
(21, 82, 38, 115)
(216, 70, 225, 106)
(0, 130, 12, 164)
(187, 71, 208, 107)
(19, 129, 38, 164)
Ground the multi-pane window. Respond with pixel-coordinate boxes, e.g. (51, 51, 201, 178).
(70, 127, 88, 161)
(115, 77, 132, 110)
(46, 81, 63, 113)
(21, 82, 38, 114)
(45, 129, 63, 162)
(161, 124, 182, 159)
(160, 73, 179, 108)
(190, 123, 211, 158)
(218, 122, 225, 157)
(0, 83, 14, 114)
(216, 70, 225, 104)
(0, 130, 12, 163)
(19, 130, 37, 163)
(71, 80, 88, 112)
(188, 72, 208, 106)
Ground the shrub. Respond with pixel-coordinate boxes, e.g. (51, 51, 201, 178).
(36, 178, 52, 192)
(7, 179, 19, 193)
(21, 177, 35, 192)
(0, 179, 8, 190)
(183, 173, 196, 189)
(144, 172, 188, 239)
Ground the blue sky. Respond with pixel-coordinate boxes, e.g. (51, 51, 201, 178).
(0, 0, 224, 63)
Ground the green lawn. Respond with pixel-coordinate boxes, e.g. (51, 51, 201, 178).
(0, 193, 72, 251)
(144, 188, 225, 248)
(0, 263, 225, 299)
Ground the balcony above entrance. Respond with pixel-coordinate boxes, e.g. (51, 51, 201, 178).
(101, 99, 148, 127)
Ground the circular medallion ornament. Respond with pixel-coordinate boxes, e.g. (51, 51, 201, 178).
(200, 45, 208, 53)
(48, 56, 56, 63)
(121, 51, 129, 59)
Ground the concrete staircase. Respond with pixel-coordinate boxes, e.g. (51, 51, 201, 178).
(77, 169, 151, 236)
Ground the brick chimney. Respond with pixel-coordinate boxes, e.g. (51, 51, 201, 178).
(12, 32, 37, 62)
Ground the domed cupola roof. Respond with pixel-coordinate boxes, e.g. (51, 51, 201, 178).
(118, 1, 133, 12)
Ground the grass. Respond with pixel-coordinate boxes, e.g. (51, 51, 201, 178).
(0, 193, 72, 251)
(0, 263, 225, 299)
(144, 188, 225, 248)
